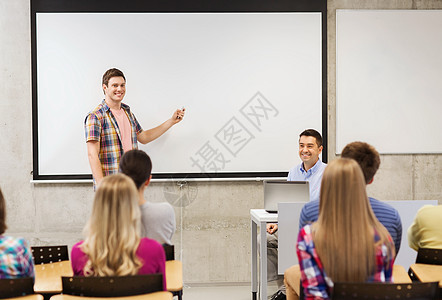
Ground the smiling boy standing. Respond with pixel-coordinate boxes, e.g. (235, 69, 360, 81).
(85, 68, 185, 188)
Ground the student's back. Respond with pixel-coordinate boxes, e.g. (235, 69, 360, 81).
(120, 149, 176, 245)
(71, 237, 165, 277)
(0, 236, 34, 279)
(140, 201, 175, 245)
(299, 197, 402, 254)
(294, 159, 395, 300)
(70, 174, 166, 289)
(408, 204, 442, 251)
(0, 187, 34, 279)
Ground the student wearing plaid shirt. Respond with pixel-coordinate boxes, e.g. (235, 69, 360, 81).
(0, 187, 34, 279)
(284, 159, 395, 300)
(85, 68, 185, 187)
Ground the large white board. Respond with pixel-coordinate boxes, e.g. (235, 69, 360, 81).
(36, 12, 323, 177)
(336, 10, 442, 154)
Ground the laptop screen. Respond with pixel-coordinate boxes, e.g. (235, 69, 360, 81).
(263, 180, 310, 213)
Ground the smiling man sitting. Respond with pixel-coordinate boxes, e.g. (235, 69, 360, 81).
(265, 129, 326, 300)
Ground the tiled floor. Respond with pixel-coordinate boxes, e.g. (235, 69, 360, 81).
(183, 285, 251, 300)
(182, 283, 279, 300)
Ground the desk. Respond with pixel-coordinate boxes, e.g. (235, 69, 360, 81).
(34, 261, 73, 294)
(251, 209, 277, 300)
(50, 291, 173, 300)
(165, 260, 183, 296)
(409, 263, 442, 287)
(392, 265, 412, 283)
(2, 296, 43, 300)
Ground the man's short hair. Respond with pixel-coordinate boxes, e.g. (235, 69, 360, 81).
(299, 129, 323, 147)
(341, 141, 380, 184)
(119, 150, 152, 189)
(102, 68, 126, 86)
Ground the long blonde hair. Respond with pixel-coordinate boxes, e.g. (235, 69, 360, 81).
(81, 174, 142, 276)
(313, 158, 394, 282)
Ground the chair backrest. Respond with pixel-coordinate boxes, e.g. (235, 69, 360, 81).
(299, 280, 305, 300)
(163, 244, 175, 261)
(0, 277, 35, 298)
(31, 245, 69, 264)
(62, 274, 163, 297)
(416, 248, 442, 265)
(332, 281, 439, 300)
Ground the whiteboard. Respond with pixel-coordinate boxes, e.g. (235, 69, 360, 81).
(35, 12, 323, 178)
(336, 10, 442, 154)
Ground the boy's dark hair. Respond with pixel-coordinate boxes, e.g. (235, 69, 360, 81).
(341, 141, 380, 184)
(102, 68, 126, 87)
(299, 129, 323, 147)
(119, 150, 152, 189)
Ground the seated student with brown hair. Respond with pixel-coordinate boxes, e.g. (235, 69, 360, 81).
(119, 149, 175, 245)
(71, 174, 166, 289)
(0, 187, 34, 279)
(285, 158, 395, 300)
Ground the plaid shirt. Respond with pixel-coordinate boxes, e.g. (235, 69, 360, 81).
(85, 100, 143, 178)
(296, 225, 394, 300)
(0, 236, 34, 279)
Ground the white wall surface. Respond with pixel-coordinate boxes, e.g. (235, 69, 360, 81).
(336, 9, 442, 154)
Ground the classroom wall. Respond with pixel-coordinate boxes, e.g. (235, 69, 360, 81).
(0, 0, 441, 284)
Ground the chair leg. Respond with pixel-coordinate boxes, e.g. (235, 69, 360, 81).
(408, 268, 418, 281)
(173, 289, 183, 300)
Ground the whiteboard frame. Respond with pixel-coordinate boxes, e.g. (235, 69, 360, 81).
(31, 0, 328, 180)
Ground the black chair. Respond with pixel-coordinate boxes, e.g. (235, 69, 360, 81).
(61, 274, 163, 297)
(0, 277, 35, 298)
(163, 244, 175, 261)
(299, 280, 305, 300)
(332, 281, 439, 300)
(416, 248, 442, 265)
(31, 245, 69, 264)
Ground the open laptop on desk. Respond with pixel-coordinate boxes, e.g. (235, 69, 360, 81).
(263, 180, 310, 213)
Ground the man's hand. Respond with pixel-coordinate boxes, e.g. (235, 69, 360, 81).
(266, 223, 278, 234)
(171, 108, 185, 124)
(86, 140, 104, 185)
(137, 108, 186, 144)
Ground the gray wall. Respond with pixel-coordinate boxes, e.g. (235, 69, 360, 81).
(0, 0, 441, 284)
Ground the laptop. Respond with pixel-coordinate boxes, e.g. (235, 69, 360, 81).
(263, 180, 310, 213)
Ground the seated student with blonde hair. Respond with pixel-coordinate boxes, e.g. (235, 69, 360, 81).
(0, 187, 34, 278)
(300, 141, 402, 253)
(285, 158, 395, 300)
(120, 149, 175, 245)
(71, 174, 166, 289)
